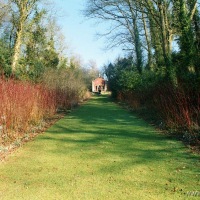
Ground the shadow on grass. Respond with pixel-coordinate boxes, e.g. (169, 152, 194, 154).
(39, 95, 200, 173)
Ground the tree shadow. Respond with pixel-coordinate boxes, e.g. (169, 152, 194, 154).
(38, 95, 200, 174)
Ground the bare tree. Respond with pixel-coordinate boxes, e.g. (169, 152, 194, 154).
(10, 0, 39, 73)
(84, 0, 144, 73)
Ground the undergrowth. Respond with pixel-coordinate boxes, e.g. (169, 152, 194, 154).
(0, 77, 90, 146)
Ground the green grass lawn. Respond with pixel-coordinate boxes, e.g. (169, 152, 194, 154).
(0, 95, 199, 200)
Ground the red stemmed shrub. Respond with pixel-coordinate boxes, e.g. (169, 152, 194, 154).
(153, 84, 200, 143)
(0, 68, 89, 145)
(0, 79, 57, 143)
(116, 81, 200, 145)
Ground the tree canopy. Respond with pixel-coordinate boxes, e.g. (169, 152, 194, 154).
(84, 0, 200, 83)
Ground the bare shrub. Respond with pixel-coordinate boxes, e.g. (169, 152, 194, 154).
(0, 79, 57, 143)
(0, 69, 89, 144)
(42, 68, 88, 110)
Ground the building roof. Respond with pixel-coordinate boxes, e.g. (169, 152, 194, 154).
(92, 77, 106, 85)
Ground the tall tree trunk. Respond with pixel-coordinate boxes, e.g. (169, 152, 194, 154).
(148, 14, 164, 71)
(133, 17, 143, 73)
(158, 1, 173, 81)
(192, 4, 200, 76)
(142, 10, 152, 70)
(11, 0, 37, 74)
(177, 0, 196, 77)
(127, 0, 143, 73)
(12, 23, 24, 73)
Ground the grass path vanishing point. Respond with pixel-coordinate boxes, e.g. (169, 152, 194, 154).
(0, 95, 199, 200)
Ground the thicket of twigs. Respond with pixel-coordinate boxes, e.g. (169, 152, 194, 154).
(0, 68, 90, 145)
(114, 72, 200, 146)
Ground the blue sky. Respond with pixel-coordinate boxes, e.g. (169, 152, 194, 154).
(54, 0, 122, 69)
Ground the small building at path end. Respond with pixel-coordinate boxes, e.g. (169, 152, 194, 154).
(92, 76, 108, 92)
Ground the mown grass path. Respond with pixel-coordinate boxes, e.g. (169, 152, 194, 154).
(0, 95, 199, 200)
